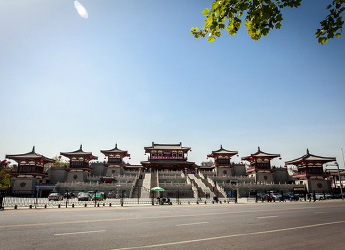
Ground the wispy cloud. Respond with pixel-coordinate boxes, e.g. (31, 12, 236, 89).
(74, 1, 88, 19)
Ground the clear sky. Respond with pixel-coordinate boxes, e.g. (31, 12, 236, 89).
(0, 0, 344, 168)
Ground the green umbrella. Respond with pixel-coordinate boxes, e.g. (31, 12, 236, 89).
(151, 187, 164, 191)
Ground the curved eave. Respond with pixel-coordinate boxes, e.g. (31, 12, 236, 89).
(60, 152, 96, 158)
(144, 147, 191, 152)
(286, 151, 336, 165)
(286, 156, 336, 165)
(100, 150, 128, 156)
(141, 160, 195, 165)
(242, 153, 280, 160)
(6, 154, 54, 163)
(208, 151, 238, 157)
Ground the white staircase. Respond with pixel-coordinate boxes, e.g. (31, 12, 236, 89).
(188, 174, 215, 197)
(140, 173, 151, 198)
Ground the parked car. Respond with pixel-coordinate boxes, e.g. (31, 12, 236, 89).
(91, 192, 104, 201)
(259, 193, 276, 202)
(314, 193, 327, 200)
(63, 192, 76, 199)
(107, 191, 117, 198)
(77, 192, 91, 201)
(48, 193, 63, 201)
(281, 193, 299, 201)
(270, 193, 282, 201)
(324, 193, 332, 199)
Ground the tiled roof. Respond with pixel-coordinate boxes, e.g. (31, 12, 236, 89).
(208, 145, 238, 157)
(141, 159, 195, 165)
(101, 143, 128, 155)
(286, 149, 336, 165)
(144, 142, 191, 151)
(60, 145, 98, 160)
(6, 146, 54, 163)
(242, 147, 280, 160)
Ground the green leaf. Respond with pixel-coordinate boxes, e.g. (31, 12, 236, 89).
(275, 23, 282, 29)
(208, 36, 216, 42)
(202, 8, 209, 16)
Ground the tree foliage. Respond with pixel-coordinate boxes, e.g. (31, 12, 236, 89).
(0, 162, 11, 187)
(191, 0, 344, 44)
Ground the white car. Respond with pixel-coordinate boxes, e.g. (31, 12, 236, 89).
(48, 193, 63, 201)
(77, 192, 91, 201)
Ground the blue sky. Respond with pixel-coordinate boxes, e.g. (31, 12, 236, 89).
(0, 0, 344, 167)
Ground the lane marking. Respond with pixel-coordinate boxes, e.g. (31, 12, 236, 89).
(176, 222, 209, 227)
(257, 216, 278, 219)
(314, 212, 326, 214)
(110, 220, 345, 249)
(54, 230, 106, 236)
(1, 204, 345, 229)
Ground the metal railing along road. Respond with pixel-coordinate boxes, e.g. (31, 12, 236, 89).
(2, 197, 237, 209)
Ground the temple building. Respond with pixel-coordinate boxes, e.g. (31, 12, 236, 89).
(141, 142, 196, 171)
(5, 146, 54, 195)
(3, 143, 338, 198)
(286, 149, 336, 192)
(242, 147, 282, 183)
(100, 144, 131, 177)
(60, 145, 98, 182)
(207, 145, 244, 176)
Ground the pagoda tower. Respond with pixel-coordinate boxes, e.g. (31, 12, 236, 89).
(141, 142, 195, 171)
(207, 145, 238, 176)
(100, 144, 130, 176)
(60, 145, 98, 182)
(242, 147, 280, 183)
(6, 146, 54, 195)
(286, 149, 336, 192)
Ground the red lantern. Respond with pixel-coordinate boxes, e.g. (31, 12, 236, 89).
(58, 156, 61, 159)
(250, 157, 253, 160)
(284, 165, 287, 168)
(129, 157, 131, 160)
(104, 157, 106, 159)
(302, 162, 305, 165)
(89, 156, 93, 159)
(40, 159, 44, 163)
(3, 160, 6, 163)
(240, 161, 243, 164)
(210, 154, 214, 157)
(279, 157, 282, 160)
(237, 155, 239, 157)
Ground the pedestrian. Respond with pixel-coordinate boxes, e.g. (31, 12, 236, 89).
(307, 193, 311, 202)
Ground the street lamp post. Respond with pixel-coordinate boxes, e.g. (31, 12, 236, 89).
(35, 186, 39, 209)
(121, 190, 125, 206)
(177, 189, 180, 205)
(65, 189, 69, 208)
(339, 148, 345, 200)
(94, 190, 97, 207)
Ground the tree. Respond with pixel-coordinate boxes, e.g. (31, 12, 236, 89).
(191, 0, 344, 44)
(0, 161, 11, 187)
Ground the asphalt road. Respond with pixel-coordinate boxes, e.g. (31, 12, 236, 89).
(1, 200, 345, 250)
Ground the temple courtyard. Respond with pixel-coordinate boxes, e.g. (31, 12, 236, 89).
(1, 200, 345, 250)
